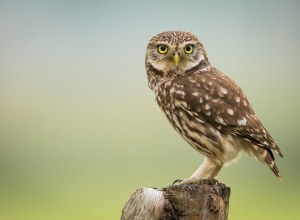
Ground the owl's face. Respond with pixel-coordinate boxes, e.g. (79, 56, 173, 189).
(146, 31, 209, 79)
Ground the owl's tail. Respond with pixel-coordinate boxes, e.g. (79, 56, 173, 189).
(260, 147, 282, 179)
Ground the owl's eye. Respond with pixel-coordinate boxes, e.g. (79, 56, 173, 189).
(157, 44, 168, 54)
(184, 44, 194, 54)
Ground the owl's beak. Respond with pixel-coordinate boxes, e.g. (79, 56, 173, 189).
(173, 52, 180, 66)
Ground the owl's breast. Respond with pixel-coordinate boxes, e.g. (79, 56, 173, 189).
(153, 78, 243, 164)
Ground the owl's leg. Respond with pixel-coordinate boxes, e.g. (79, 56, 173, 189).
(174, 157, 223, 185)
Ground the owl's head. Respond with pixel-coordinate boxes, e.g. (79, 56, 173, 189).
(146, 31, 210, 89)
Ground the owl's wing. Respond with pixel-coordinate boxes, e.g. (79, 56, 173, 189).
(170, 70, 283, 157)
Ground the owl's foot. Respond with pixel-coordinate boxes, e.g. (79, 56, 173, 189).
(172, 177, 199, 185)
(172, 178, 219, 185)
(172, 158, 223, 185)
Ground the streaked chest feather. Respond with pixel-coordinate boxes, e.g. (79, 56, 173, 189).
(154, 79, 243, 164)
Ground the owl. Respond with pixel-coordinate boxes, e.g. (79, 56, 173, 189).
(145, 31, 283, 184)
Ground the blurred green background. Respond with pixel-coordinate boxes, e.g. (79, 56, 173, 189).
(1, 0, 299, 219)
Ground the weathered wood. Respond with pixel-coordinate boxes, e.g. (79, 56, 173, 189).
(121, 179, 230, 220)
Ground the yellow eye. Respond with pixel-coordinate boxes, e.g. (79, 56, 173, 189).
(157, 44, 168, 54)
(184, 44, 194, 54)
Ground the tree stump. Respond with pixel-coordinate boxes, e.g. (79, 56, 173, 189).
(121, 179, 230, 220)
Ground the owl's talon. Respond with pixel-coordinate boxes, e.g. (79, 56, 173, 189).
(172, 178, 183, 185)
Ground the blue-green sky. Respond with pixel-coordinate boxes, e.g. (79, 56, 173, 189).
(1, 1, 300, 219)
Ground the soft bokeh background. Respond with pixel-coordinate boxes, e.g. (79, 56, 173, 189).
(1, 0, 299, 219)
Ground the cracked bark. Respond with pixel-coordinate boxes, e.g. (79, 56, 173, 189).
(121, 179, 230, 220)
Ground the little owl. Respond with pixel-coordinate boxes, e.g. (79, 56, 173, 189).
(145, 31, 283, 184)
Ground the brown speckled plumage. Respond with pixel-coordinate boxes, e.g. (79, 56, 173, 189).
(145, 31, 283, 183)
